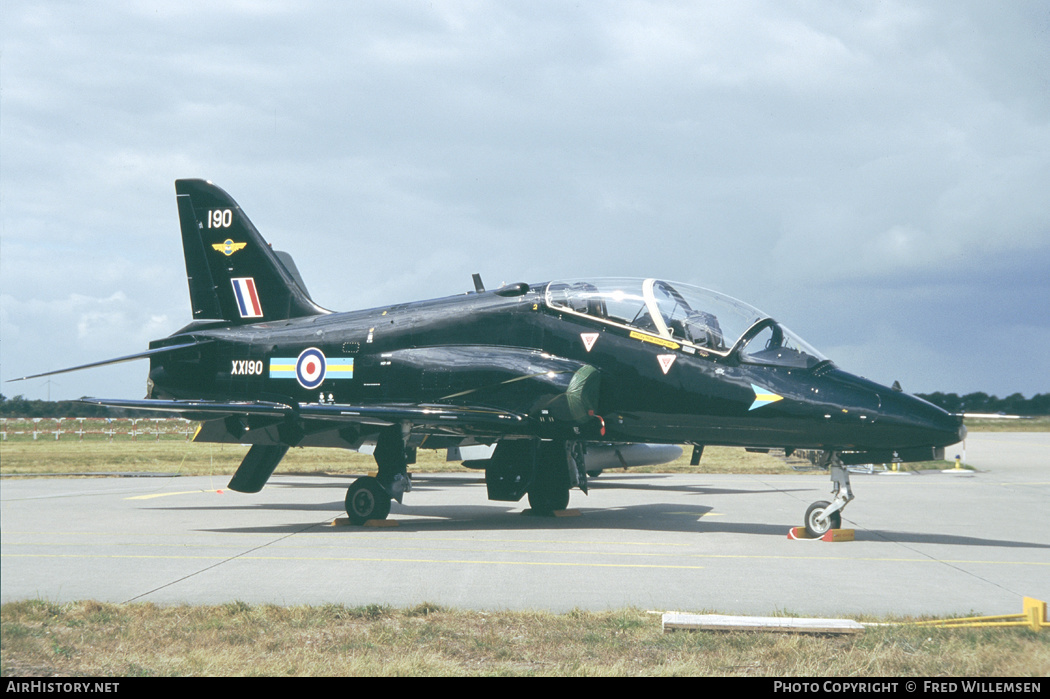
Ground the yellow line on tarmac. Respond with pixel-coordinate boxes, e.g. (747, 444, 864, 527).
(0, 541, 691, 561)
(126, 490, 224, 500)
(0, 531, 695, 549)
(0, 552, 705, 570)
(3, 537, 1049, 568)
(5, 547, 1049, 568)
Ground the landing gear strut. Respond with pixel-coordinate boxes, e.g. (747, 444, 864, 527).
(344, 425, 411, 525)
(804, 451, 853, 538)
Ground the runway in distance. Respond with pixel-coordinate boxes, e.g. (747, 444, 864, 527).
(16, 180, 966, 536)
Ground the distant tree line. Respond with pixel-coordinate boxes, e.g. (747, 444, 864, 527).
(0, 394, 154, 418)
(916, 392, 1050, 416)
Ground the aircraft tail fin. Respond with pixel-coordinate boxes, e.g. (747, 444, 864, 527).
(175, 179, 328, 324)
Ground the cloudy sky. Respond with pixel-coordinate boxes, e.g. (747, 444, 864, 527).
(2, 1, 1048, 402)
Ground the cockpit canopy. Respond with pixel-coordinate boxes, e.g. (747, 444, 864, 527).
(544, 278, 828, 369)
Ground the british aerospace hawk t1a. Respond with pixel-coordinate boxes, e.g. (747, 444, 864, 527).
(19, 179, 966, 536)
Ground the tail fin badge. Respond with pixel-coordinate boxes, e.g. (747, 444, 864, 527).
(213, 239, 247, 256)
(231, 277, 263, 318)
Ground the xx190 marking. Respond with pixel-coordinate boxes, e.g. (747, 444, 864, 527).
(231, 360, 263, 376)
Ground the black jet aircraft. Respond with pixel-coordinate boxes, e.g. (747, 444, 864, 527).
(18, 179, 966, 536)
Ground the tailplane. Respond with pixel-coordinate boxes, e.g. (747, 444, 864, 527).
(175, 179, 328, 324)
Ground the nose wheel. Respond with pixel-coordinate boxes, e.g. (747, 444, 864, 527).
(804, 500, 842, 538)
(804, 452, 853, 538)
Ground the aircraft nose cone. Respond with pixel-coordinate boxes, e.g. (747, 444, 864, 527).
(880, 390, 966, 449)
(933, 406, 967, 448)
(818, 368, 964, 450)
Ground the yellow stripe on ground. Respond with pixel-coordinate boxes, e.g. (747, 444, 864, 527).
(126, 490, 223, 500)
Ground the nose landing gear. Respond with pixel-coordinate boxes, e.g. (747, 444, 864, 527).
(803, 452, 854, 538)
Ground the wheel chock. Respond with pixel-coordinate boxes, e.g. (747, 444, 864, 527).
(331, 517, 399, 527)
(788, 527, 855, 542)
(523, 508, 581, 518)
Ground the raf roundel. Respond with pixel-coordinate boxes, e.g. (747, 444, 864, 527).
(295, 347, 327, 389)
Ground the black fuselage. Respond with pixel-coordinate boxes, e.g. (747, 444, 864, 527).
(148, 284, 962, 456)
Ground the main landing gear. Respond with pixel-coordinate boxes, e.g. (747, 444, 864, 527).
(342, 433, 586, 524)
(482, 438, 581, 514)
(345, 476, 391, 524)
(344, 426, 410, 525)
(526, 440, 576, 513)
(803, 451, 853, 538)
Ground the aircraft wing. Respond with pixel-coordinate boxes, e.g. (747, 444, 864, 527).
(81, 398, 298, 419)
(296, 402, 526, 430)
(81, 397, 527, 435)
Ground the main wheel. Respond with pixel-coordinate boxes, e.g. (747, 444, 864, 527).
(804, 500, 841, 538)
(527, 441, 571, 514)
(345, 476, 391, 525)
(527, 482, 570, 513)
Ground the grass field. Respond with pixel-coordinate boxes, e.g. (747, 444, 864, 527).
(3, 600, 1048, 677)
(0, 439, 802, 477)
(0, 414, 827, 476)
(0, 439, 969, 478)
(959, 415, 1050, 432)
(7, 415, 1030, 477)
(5, 415, 1043, 479)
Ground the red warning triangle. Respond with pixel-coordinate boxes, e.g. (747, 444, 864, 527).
(657, 354, 676, 374)
(580, 333, 599, 352)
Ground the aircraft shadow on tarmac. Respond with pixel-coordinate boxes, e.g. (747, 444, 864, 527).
(170, 500, 1050, 550)
(263, 472, 817, 498)
(191, 502, 743, 537)
(855, 530, 1050, 549)
(191, 515, 1050, 551)
(142, 475, 1048, 549)
(586, 474, 816, 497)
(150, 472, 814, 533)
